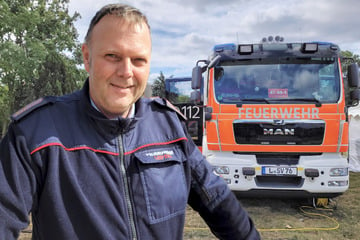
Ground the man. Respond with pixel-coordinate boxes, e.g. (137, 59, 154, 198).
(0, 4, 260, 239)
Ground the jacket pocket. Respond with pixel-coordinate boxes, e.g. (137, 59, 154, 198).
(134, 146, 188, 224)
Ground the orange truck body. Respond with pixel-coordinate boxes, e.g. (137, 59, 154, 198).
(206, 67, 348, 154)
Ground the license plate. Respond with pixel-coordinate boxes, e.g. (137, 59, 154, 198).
(262, 166, 298, 176)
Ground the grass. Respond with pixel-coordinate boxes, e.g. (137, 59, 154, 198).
(19, 172, 360, 240)
(250, 171, 360, 239)
(183, 172, 360, 240)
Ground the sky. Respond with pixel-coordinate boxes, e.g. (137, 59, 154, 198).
(68, 0, 360, 83)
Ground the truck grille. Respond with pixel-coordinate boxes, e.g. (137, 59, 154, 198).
(233, 119, 325, 145)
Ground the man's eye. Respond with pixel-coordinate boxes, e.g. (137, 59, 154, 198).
(133, 58, 147, 65)
(106, 54, 119, 60)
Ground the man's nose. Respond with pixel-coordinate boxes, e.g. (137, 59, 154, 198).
(117, 58, 133, 78)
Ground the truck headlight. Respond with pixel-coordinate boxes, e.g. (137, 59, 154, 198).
(329, 168, 348, 176)
(213, 166, 230, 175)
(328, 180, 348, 187)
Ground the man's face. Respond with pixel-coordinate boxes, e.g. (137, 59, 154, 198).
(82, 15, 151, 119)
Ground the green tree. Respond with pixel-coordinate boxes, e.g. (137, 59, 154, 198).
(0, 84, 10, 137)
(0, 0, 87, 134)
(151, 72, 167, 98)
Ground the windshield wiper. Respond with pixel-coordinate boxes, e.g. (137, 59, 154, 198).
(236, 97, 322, 107)
(236, 98, 270, 107)
(275, 97, 322, 107)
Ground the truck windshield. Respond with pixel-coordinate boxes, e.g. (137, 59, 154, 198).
(214, 58, 340, 104)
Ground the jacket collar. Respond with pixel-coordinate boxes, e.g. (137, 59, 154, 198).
(80, 79, 140, 135)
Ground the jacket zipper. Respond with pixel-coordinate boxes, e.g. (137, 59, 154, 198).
(118, 134, 137, 240)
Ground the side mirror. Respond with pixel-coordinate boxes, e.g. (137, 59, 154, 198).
(190, 90, 201, 104)
(204, 107, 213, 121)
(350, 89, 360, 105)
(348, 63, 359, 88)
(192, 66, 202, 90)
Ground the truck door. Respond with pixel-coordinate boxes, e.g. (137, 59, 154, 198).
(165, 78, 203, 147)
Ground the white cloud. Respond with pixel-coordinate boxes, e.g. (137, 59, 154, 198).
(69, 0, 360, 80)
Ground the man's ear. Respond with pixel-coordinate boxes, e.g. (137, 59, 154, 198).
(82, 43, 90, 72)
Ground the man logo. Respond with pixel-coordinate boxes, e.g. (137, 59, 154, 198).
(263, 128, 295, 135)
(273, 119, 285, 125)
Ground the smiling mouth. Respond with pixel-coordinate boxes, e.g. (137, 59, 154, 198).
(111, 83, 133, 89)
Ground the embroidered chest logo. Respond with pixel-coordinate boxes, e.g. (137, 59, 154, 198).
(146, 150, 174, 160)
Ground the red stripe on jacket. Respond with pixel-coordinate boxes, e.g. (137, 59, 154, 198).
(30, 137, 188, 156)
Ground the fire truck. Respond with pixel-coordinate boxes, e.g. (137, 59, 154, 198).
(165, 39, 360, 202)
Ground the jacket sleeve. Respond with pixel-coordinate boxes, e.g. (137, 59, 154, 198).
(0, 123, 36, 239)
(186, 136, 261, 240)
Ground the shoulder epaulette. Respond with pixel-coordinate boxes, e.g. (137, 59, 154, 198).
(152, 97, 187, 121)
(11, 97, 54, 122)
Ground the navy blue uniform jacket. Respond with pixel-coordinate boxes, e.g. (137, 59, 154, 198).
(0, 80, 260, 239)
